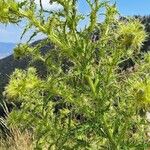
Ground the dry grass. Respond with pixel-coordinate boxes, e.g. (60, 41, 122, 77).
(0, 128, 34, 150)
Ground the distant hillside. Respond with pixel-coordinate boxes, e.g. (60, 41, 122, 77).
(0, 42, 16, 59)
(0, 39, 53, 98)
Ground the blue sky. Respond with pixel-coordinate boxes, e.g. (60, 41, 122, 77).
(0, 0, 150, 43)
(115, 0, 150, 16)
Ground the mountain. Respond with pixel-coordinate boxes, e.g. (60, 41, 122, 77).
(0, 42, 16, 59)
(0, 39, 53, 98)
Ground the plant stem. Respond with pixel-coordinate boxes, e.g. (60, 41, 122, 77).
(101, 116, 118, 150)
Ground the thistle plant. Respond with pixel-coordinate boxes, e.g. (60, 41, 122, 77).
(1, 0, 150, 149)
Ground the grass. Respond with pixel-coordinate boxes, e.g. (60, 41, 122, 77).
(0, 128, 34, 150)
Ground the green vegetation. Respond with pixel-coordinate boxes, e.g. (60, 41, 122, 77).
(0, 0, 150, 149)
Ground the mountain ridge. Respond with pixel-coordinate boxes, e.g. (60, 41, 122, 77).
(0, 39, 52, 98)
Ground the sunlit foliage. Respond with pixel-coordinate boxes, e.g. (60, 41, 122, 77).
(1, 0, 150, 149)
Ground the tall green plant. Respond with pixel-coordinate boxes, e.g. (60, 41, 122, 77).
(1, 0, 150, 149)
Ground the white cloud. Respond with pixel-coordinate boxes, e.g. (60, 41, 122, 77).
(0, 26, 20, 43)
(0, 28, 13, 35)
(16, 0, 63, 11)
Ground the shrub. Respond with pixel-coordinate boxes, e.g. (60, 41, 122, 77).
(1, 0, 150, 149)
